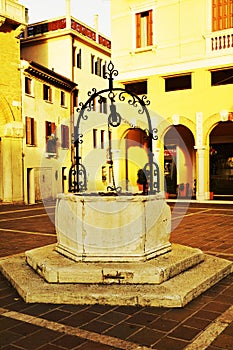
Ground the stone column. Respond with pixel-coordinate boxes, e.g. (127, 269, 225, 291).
(195, 112, 207, 201)
(195, 147, 206, 201)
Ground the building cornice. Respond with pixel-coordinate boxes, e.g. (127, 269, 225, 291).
(23, 60, 77, 91)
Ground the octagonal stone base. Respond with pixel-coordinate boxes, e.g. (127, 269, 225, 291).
(55, 193, 171, 262)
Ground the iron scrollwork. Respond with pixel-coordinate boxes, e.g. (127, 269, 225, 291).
(69, 60, 160, 195)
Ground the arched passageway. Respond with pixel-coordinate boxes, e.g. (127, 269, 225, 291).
(164, 125, 195, 198)
(210, 121, 233, 199)
(122, 128, 149, 191)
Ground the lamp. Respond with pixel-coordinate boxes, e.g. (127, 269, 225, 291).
(108, 103, 121, 127)
(220, 110, 228, 121)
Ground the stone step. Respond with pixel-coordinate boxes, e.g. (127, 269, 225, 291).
(25, 243, 204, 284)
(0, 249, 232, 307)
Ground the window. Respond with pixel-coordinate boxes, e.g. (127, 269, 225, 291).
(77, 48, 82, 68)
(211, 67, 233, 85)
(99, 96, 107, 114)
(125, 81, 147, 95)
(73, 89, 79, 107)
(91, 54, 95, 74)
(96, 58, 102, 76)
(26, 117, 35, 145)
(94, 58, 101, 75)
(93, 129, 97, 148)
(164, 74, 192, 92)
(102, 61, 106, 77)
(43, 84, 52, 102)
(136, 10, 153, 48)
(25, 77, 32, 95)
(45, 121, 56, 153)
(101, 130, 105, 149)
(212, 0, 233, 31)
(60, 91, 66, 107)
(61, 125, 69, 148)
(91, 55, 104, 77)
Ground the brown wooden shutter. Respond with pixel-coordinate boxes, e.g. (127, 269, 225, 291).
(223, 0, 227, 29)
(45, 121, 49, 138)
(26, 117, 31, 144)
(147, 10, 153, 46)
(31, 118, 35, 145)
(136, 13, 141, 48)
(212, 0, 233, 31)
(61, 125, 64, 148)
(228, 0, 233, 28)
(45, 121, 49, 151)
(65, 125, 69, 148)
(61, 124, 69, 148)
(51, 122, 56, 135)
(212, 0, 218, 31)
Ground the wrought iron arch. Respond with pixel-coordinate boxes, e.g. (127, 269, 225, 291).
(69, 61, 159, 195)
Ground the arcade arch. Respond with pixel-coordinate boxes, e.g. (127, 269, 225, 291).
(209, 121, 233, 198)
(164, 125, 195, 198)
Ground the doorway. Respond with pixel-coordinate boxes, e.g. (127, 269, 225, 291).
(210, 121, 233, 199)
(164, 125, 195, 198)
(123, 128, 149, 191)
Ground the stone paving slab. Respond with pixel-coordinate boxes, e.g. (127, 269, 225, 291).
(0, 251, 232, 308)
(1, 201, 233, 349)
(25, 243, 204, 284)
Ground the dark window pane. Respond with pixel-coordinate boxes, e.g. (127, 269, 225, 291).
(125, 81, 147, 95)
(165, 75, 192, 91)
(211, 68, 233, 86)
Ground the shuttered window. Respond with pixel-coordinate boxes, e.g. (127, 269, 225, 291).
(212, 0, 233, 31)
(61, 125, 69, 149)
(43, 84, 52, 102)
(26, 117, 35, 145)
(45, 121, 56, 153)
(25, 77, 32, 95)
(136, 10, 153, 48)
(60, 91, 66, 107)
(77, 48, 82, 68)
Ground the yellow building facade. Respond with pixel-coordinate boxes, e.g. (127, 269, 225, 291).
(21, 60, 77, 204)
(110, 0, 233, 201)
(19, 5, 112, 198)
(0, 0, 27, 202)
(20, 7, 111, 125)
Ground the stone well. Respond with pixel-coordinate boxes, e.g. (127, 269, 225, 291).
(0, 192, 232, 307)
(55, 193, 171, 262)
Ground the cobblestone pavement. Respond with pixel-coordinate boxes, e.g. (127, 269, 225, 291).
(0, 200, 232, 350)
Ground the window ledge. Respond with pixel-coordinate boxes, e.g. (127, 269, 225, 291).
(44, 100, 53, 104)
(61, 105, 68, 109)
(25, 93, 35, 98)
(45, 152, 57, 158)
(130, 45, 157, 55)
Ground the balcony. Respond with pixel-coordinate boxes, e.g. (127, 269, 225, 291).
(205, 28, 233, 55)
(0, 0, 27, 25)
